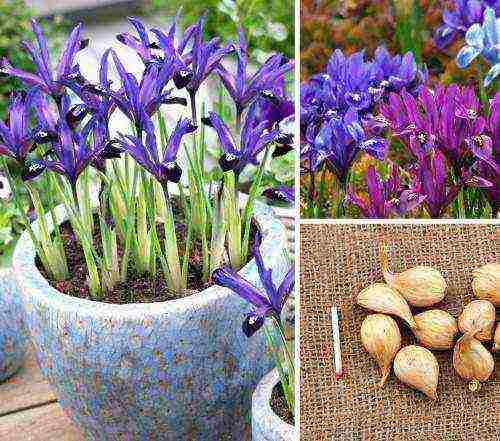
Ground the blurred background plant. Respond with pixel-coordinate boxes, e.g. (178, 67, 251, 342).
(142, 0, 294, 61)
(300, 0, 482, 85)
(0, 0, 69, 118)
(0, 0, 68, 263)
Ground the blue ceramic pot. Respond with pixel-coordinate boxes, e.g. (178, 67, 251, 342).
(0, 267, 28, 382)
(252, 370, 295, 441)
(12, 202, 288, 440)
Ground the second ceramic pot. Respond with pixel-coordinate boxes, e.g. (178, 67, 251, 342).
(0, 267, 28, 382)
(252, 369, 295, 441)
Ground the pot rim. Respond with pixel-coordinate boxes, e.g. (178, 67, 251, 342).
(252, 368, 295, 436)
(12, 201, 287, 319)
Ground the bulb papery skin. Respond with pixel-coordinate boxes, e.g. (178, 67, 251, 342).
(472, 263, 500, 306)
(379, 244, 446, 307)
(393, 345, 439, 400)
(493, 324, 499, 352)
(458, 300, 495, 342)
(453, 334, 494, 391)
(413, 310, 458, 350)
(360, 314, 401, 387)
(357, 283, 417, 330)
(385, 266, 447, 307)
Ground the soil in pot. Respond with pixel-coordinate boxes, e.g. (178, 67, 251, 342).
(270, 381, 294, 425)
(37, 202, 256, 304)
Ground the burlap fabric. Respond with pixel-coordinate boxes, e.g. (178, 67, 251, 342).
(300, 224, 499, 441)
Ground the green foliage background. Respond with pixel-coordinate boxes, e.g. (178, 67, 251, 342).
(143, 0, 294, 61)
(0, 0, 36, 118)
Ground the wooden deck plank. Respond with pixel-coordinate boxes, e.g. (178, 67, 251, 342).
(0, 348, 56, 416)
(0, 402, 82, 441)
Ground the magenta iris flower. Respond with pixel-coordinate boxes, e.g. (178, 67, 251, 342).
(212, 227, 294, 337)
(346, 164, 426, 218)
(474, 93, 500, 214)
(379, 84, 497, 217)
(408, 149, 491, 218)
(379, 85, 495, 173)
(0, 20, 89, 98)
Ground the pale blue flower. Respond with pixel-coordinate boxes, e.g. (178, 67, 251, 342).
(456, 7, 500, 87)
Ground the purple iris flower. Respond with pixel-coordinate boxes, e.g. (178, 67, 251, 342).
(259, 95, 294, 132)
(61, 49, 115, 115)
(202, 104, 280, 176)
(106, 50, 187, 132)
(216, 28, 294, 115)
(0, 20, 89, 99)
(184, 15, 234, 103)
(25, 97, 107, 187)
(212, 227, 294, 337)
(116, 17, 190, 92)
(300, 47, 426, 181)
(116, 11, 201, 90)
(251, 78, 294, 158)
(0, 89, 38, 164)
(371, 46, 428, 96)
(149, 13, 198, 89)
(313, 108, 388, 184)
(60, 50, 117, 161)
(116, 116, 196, 186)
(262, 186, 294, 204)
(434, 0, 500, 49)
(346, 164, 426, 218)
(321, 48, 425, 118)
(116, 17, 158, 65)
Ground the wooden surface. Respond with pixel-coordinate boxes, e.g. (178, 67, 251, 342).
(0, 348, 82, 440)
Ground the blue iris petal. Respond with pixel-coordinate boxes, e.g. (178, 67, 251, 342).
(482, 8, 498, 49)
(465, 23, 485, 47)
(456, 45, 482, 68)
(484, 63, 500, 87)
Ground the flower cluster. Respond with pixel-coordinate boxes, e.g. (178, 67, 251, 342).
(301, 2, 499, 219)
(0, 12, 294, 294)
(377, 84, 498, 217)
(300, 47, 426, 195)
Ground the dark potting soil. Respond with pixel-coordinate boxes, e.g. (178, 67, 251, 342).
(271, 381, 294, 426)
(36, 205, 255, 304)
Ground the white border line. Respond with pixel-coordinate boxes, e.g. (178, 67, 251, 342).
(293, 0, 301, 436)
(300, 218, 500, 225)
